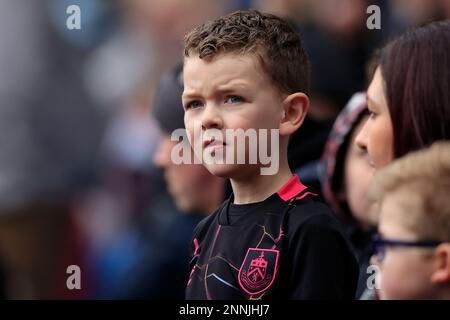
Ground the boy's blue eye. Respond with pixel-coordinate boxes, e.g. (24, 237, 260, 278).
(225, 95, 243, 104)
(186, 100, 203, 110)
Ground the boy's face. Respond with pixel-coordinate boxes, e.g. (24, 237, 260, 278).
(376, 191, 436, 299)
(182, 53, 285, 178)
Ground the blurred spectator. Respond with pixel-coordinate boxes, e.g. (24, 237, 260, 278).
(369, 141, 450, 299)
(0, 0, 106, 298)
(356, 20, 450, 171)
(321, 92, 376, 298)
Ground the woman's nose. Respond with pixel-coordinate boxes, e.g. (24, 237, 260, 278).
(355, 120, 369, 152)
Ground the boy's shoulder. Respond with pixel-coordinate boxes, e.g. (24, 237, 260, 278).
(275, 174, 344, 232)
(287, 194, 342, 230)
(284, 194, 355, 264)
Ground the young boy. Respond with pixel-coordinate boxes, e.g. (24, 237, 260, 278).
(182, 10, 358, 299)
(369, 141, 450, 300)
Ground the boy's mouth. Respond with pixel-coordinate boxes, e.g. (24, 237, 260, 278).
(203, 137, 226, 149)
(203, 137, 227, 157)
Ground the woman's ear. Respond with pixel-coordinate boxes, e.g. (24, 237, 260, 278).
(431, 243, 450, 284)
(279, 92, 309, 136)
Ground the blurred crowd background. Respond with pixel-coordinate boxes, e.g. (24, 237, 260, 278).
(0, 0, 449, 299)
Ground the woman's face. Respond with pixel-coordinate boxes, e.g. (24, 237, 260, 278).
(344, 116, 377, 229)
(356, 67, 394, 169)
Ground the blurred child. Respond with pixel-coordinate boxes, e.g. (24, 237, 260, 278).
(321, 92, 376, 298)
(369, 141, 450, 300)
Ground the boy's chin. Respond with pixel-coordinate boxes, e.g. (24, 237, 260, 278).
(204, 163, 261, 179)
(204, 163, 237, 178)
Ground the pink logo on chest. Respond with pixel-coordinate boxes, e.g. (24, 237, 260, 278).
(238, 248, 279, 295)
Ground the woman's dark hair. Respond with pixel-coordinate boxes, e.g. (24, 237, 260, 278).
(378, 20, 450, 158)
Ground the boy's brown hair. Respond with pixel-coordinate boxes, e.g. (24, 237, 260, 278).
(183, 10, 310, 96)
(369, 141, 450, 242)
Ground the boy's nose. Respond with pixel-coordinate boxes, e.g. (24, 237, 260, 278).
(201, 104, 223, 130)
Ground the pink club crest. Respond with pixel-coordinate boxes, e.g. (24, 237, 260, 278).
(238, 248, 279, 295)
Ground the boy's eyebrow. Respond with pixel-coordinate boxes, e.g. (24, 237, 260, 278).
(216, 81, 249, 91)
(182, 82, 249, 100)
(182, 91, 201, 101)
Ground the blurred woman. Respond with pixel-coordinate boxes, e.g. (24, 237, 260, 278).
(355, 19, 450, 300)
(356, 20, 450, 170)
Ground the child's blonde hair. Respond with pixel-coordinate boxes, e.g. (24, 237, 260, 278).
(369, 141, 450, 241)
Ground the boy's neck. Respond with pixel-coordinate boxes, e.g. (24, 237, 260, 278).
(230, 161, 293, 204)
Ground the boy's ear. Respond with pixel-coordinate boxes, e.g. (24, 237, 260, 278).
(431, 243, 450, 284)
(279, 92, 309, 136)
